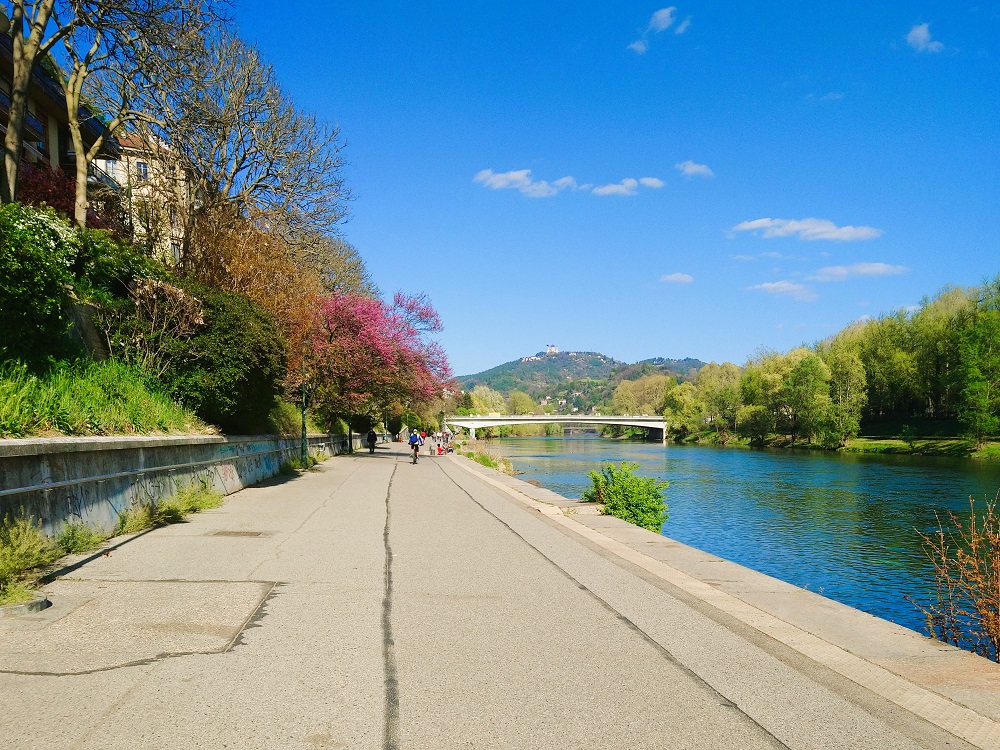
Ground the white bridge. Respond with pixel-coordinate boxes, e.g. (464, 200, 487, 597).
(445, 414, 667, 442)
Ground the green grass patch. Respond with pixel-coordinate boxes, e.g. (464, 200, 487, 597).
(116, 484, 225, 533)
(463, 449, 514, 475)
(844, 437, 978, 457)
(279, 452, 328, 475)
(0, 359, 207, 438)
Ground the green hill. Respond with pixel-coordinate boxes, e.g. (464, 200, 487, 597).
(458, 351, 705, 399)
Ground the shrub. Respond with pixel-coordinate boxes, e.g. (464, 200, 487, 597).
(0, 516, 60, 602)
(74, 229, 165, 302)
(909, 494, 1000, 661)
(0, 203, 78, 363)
(163, 283, 286, 434)
(56, 522, 109, 555)
(583, 462, 669, 533)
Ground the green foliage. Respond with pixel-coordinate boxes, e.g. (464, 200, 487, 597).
(115, 484, 223, 534)
(958, 310, 1000, 447)
(0, 516, 59, 602)
(582, 462, 669, 533)
(0, 359, 205, 438)
(0, 203, 78, 363)
(56, 522, 109, 555)
(73, 229, 165, 302)
(157, 484, 224, 519)
(163, 283, 286, 434)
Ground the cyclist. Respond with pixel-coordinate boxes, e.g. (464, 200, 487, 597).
(408, 429, 423, 463)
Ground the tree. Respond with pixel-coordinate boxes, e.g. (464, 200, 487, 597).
(695, 362, 741, 434)
(51, 0, 218, 226)
(150, 31, 350, 257)
(2, 1, 72, 203)
(782, 350, 832, 442)
(958, 310, 1000, 447)
(507, 391, 537, 415)
(470, 385, 506, 414)
(309, 291, 451, 429)
(822, 341, 867, 446)
(857, 313, 918, 419)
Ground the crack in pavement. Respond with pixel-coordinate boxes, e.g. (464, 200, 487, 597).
(382, 463, 400, 750)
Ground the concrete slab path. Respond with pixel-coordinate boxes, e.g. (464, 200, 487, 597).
(3, 443, 1000, 749)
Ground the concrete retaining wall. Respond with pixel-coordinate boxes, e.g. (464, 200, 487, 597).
(0, 433, 363, 535)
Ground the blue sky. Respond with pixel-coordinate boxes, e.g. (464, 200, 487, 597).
(234, 1, 999, 376)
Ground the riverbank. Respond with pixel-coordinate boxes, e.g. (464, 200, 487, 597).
(671, 428, 1000, 460)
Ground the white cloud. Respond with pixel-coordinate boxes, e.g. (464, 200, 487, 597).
(629, 7, 684, 54)
(808, 262, 908, 282)
(907, 23, 944, 53)
(750, 280, 817, 302)
(476, 170, 662, 199)
(649, 7, 677, 32)
(675, 160, 714, 178)
(731, 217, 883, 241)
(474, 168, 580, 198)
(661, 273, 694, 284)
(592, 178, 639, 196)
(730, 254, 756, 261)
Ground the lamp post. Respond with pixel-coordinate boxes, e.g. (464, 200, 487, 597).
(300, 359, 308, 466)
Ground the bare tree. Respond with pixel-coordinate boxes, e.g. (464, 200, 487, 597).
(149, 31, 351, 257)
(2, 1, 74, 203)
(52, 0, 222, 227)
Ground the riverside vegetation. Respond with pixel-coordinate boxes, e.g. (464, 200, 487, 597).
(582, 462, 669, 533)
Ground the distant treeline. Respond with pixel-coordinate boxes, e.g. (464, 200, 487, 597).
(610, 278, 1000, 447)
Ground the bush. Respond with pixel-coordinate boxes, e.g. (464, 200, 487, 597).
(0, 203, 79, 363)
(910, 494, 1000, 661)
(583, 462, 669, 533)
(0, 516, 60, 603)
(56, 522, 109, 555)
(74, 229, 165, 302)
(163, 283, 286, 434)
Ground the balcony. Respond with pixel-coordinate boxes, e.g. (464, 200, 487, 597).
(87, 161, 122, 192)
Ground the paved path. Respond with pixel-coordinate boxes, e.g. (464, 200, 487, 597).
(3, 444, 1000, 749)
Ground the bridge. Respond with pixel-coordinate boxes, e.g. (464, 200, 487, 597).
(445, 414, 667, 442)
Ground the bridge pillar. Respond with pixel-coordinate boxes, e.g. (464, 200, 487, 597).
(469, 427, 475, 440)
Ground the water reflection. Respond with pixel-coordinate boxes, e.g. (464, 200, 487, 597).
(492, 437, 1000, 633)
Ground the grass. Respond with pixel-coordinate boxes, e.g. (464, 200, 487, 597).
(116, 483, 225, 533)
(0, 359, 208, 438)
(279, 451, 329, 475)
(463, 449, 515, 475)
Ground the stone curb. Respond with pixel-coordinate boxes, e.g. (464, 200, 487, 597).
(0, 592, 51, 618)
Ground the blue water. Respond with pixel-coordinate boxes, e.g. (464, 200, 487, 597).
(492, 437, 1000, 634)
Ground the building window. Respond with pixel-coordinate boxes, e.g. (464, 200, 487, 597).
(136, 161, 148, 181)
(170, 241, 181, 264)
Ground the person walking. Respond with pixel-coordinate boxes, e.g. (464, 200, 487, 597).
(366, 429, 377, 454)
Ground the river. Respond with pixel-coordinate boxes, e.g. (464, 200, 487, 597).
(489, 436, 1000, 634)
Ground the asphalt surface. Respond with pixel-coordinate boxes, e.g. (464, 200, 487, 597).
(1, 443, 996, 749)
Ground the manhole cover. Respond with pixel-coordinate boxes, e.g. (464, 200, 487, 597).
(212, 531, 267, 537)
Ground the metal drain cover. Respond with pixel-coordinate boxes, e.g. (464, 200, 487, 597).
(212, 530, 268, 537)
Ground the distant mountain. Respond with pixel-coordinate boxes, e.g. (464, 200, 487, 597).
(457, 351, 705, 398)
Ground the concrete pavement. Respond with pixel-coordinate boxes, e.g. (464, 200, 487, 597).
(3, 443, 1000, 749)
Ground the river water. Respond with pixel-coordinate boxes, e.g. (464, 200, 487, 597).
(490, 436, 1000, 634)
